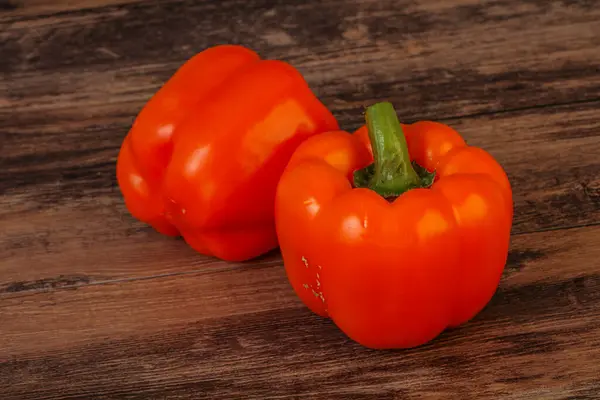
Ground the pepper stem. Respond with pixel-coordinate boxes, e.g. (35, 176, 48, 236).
(353, 102, 434, 197)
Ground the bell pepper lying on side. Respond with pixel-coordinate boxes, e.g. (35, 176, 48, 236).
(275, 102, 513, 349)
(117, 45, 339, 261)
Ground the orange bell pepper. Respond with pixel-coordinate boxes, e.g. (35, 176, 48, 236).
(117, 45, 339, 261)
(275, 102, 513, 349)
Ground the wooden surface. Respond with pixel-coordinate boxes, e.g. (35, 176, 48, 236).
(1, 0, 600, 398)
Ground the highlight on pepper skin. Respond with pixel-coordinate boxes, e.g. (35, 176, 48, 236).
(274, 101, 513, 349)
(116, 44, 339, 262)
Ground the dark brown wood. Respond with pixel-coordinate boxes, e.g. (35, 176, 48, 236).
(2, 226, 600, 399)
(2, 100, 599, 292)
(1, 0, 600, 398)
(2, 0, 599, 124)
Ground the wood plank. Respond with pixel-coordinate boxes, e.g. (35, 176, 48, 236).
(2, 0, 599, 124)
(0, 0, 141, 18)
(1, 100, 599, 292)
(0, 210, 595, 297)
(1, 225, 599, 399)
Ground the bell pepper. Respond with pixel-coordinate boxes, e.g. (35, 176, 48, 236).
(117, 45, 339, 261)
(275, 102, 513, 349)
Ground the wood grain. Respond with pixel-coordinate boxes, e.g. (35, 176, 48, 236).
(0, 0, 141, 17)
(2, 100, 599, 292)
(3, 224, 600, 350)
(2, 0, 599, 122)
(1, 0, 600, 398)
(2, 225, 600, 398)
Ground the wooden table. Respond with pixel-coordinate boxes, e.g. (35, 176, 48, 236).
(2, 1, 599, 398)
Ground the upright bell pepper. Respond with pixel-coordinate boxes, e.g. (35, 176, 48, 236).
(117, 45, 339, 261)
(275, 102, 513, 349)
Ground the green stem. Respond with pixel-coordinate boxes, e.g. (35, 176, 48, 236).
(353, 102, 434, 197)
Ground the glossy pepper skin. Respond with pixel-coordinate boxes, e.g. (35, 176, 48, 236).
(117, 45, 339, 261)
(275, 102, 513, 349)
